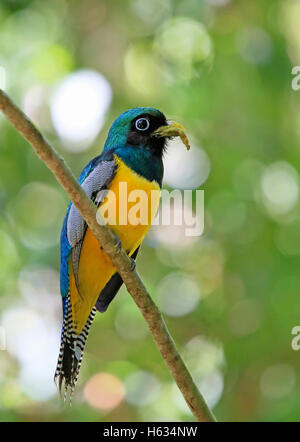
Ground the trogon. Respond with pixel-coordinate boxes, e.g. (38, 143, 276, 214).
(54, 107, 190, 395)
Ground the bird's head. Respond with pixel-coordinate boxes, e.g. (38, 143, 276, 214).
(104, 107, 190, 157)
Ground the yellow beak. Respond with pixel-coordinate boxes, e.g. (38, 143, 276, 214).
(153, 121, 190, 151)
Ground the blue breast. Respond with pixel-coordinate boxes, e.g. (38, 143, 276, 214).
(114, 146, 163, 186)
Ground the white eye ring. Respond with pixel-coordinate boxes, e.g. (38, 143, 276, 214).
(135, 118, 150, 131)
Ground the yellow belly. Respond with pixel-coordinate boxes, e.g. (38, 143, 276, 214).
(69, 155, 160, 333)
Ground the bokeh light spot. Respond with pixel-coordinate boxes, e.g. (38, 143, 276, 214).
(184, 336, 225, 375)
(164, 139, 210, 189)
(154, 17, 213, 82)
(84, 373, 125, 410)
(124, 371, 160, 406)
(124, 42, 163, 98)
(281, 0, 300, 64)
(156, 17, 212, 64)
(172, 369, 224, 412)
(260, 161, 299, 217)
(131, 0, 172, 27)
(156, 272, 201, 317)
(260, 364, 296, 399)
(8, 182, 65, 250)
(32, 44, 73, 83)
(51, 69, 112, 151)
(1, 305, 59, 401)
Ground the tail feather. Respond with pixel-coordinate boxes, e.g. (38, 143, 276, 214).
(54, 294, 96, 398)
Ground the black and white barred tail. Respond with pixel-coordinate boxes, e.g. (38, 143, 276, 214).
(54, 294, 96, 398)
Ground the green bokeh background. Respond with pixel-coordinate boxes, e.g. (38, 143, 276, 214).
(0, 0, 300, 422)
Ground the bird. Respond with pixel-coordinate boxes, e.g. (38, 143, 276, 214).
(54, 107, 190, 397)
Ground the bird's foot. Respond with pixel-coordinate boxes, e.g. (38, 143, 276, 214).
(112, 233, 135, 271)
(113, 233, 122, 250)
(130, 257, 136, 272)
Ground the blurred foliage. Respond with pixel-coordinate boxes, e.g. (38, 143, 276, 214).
(0, 0, 300, 422)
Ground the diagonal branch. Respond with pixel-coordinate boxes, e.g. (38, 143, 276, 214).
(0, 89, 216, 423)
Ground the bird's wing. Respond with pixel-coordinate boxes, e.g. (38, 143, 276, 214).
(67, 157, 116, 295)
(60, 153, 117, 300)
(95, 246, 140, 313)
(56, 153, 117, 394)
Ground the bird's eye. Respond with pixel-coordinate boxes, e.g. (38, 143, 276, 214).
(135, 118, 150, 131)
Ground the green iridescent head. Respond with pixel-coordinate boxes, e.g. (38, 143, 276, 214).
(104, 107, 168, 155)
(102, 107, 190, 184)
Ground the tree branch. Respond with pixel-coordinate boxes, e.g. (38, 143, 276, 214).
(0, 89, 216, 422)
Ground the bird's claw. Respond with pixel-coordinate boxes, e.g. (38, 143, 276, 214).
(113, 234, 135, 271)
(130, 258, 136, 272)
(113, 233, 122, 250)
